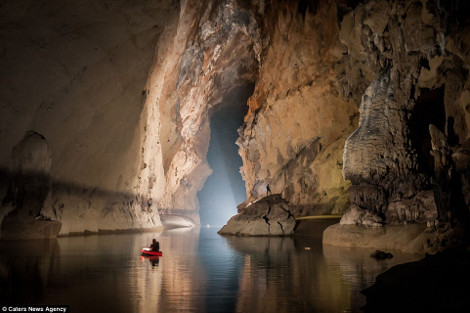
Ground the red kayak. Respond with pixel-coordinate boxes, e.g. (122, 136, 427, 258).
(141, 248, 163, 256)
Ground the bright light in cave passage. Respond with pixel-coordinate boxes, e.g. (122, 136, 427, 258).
(198, 93, 249, 227)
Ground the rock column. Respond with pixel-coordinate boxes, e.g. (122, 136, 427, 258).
(1, 131, 61, 239)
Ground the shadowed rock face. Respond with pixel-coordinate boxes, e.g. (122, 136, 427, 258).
(6, 131, 52, 216)
(362, 248, 470, 312)
(338, 0, 470, 231)
(323, 0, 470, 253)
(0, 0, 176, 235)
(1, 131, 61, 239)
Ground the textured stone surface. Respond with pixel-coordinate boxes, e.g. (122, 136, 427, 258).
(138, 0, 260, 225)
(218, 195, 296, 236)
(341, 68, 437, 226)
(238, 1, 357, 217)
(0, 0, 263, 235)
(336, 0, 470, 230)
(324, 0, 470, 252)
(1, 0, 469, 242)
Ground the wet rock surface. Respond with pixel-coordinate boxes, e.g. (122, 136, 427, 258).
(370, 250, 393, 259)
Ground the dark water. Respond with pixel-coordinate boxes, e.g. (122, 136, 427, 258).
(0, 222, 421, 312)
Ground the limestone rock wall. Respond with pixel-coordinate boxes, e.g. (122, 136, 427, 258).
(0, 0, 262, 235)
(338, 0, 470, 227)
(2, 0, 469, 237)
(238, 1, 358, 216)
(0, 0, 177, 235)
(137, 0, 260, 224)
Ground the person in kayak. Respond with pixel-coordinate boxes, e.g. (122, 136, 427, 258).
(150, 239, 160, 252)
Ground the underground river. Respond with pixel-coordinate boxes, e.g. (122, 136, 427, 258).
(0, 220, 421, 312)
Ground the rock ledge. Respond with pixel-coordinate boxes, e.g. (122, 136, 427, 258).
(218, 195, 296, 236)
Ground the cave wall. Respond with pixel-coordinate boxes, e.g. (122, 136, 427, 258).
(0, 0, 262, 236)
(0, 0, 177, 235)
(337, 0, 470, 228)
(137, 0, 260, 224)
(145, 0, 360, 223)
(238, 0, 358, 216)
(1, 0, 469, 237)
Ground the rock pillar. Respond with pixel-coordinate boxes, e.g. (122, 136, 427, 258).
(1, 131, 61, 239)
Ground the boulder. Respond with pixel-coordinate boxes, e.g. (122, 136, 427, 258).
(340, 204, 383, 227)
(218, 195, 296, 236)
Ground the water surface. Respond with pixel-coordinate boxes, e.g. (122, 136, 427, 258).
(0, 222, 421, 312)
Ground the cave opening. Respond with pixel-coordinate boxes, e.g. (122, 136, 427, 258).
(409, 86, 446, 175)
(198, 86, 252, 227)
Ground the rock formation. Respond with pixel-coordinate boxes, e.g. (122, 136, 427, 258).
(218, 194, 296, 236)
(324, 0, 470, 252)
(0, 0, 176, 235)
(219, 0, 359, 235)
(238, 0, 357, 217)
(0, 0, 262, 236)
(1, 131, 61, 239)
(138, 0, 260, 226)
(0, 0, 469, 246)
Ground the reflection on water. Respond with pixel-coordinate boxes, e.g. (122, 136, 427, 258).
(0, 222, 421, 312)
(227, 233, 421, 313)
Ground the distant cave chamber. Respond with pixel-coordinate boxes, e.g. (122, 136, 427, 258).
(198, 86, 252, 226)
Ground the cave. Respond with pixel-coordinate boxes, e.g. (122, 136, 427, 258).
(0, 0, 468, 248)
(1, 0, 470, 311)
(0, 0, 468, 249)
(198, 86, 251, 227)
(408, 86, 446, 176)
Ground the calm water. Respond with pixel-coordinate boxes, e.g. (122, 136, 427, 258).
(0, 221, 421, 312)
